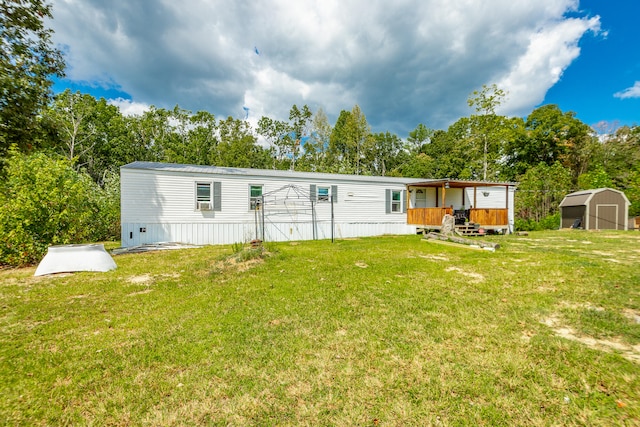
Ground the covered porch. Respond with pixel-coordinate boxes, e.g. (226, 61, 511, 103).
(406, 179, 515, 233)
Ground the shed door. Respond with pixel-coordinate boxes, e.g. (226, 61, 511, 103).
(596, 204, 618, 230)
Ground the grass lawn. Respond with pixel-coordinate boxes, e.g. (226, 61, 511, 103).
(1, 231, 639, 426)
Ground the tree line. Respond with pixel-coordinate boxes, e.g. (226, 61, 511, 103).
(1, 0, 638, 266)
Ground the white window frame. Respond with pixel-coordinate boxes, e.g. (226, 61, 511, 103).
(195, 181, 212, 211)
(317, 186, 330, 202)
(249, 184, 263, 210)
(391, 190, 402, 213)
(386, 189, 405, 214)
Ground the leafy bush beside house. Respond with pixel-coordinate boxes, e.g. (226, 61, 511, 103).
(0, 150, 119, 267)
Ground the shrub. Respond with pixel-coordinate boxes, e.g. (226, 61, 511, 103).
(515, 213, 560, 231)
(0, 150, 119, 267)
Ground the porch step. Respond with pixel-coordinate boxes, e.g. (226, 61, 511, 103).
(455, 225, 485, 236)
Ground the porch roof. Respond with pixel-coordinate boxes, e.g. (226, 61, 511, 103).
(408, 179, 517, 188)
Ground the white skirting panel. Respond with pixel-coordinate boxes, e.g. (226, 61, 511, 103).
(121, 221, 417, 247)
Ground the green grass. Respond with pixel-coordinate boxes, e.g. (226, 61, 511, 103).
(1, 231, 639, 426)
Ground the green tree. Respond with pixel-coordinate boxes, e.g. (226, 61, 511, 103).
(161, 107, 218, 165)
(507, 105, 593, 183)
(407, 123, 433, 153)
(299, 107, 332, 172)
(367, 131, 406, 176)
(216, 116, 271, 168)
(257, 104, 313, 171)
(328, 105, 371, 174)
(328, 110, 355, 173)
(424, 120, 474, 179)
(390, 153, 435, 178)
(467, 84, 508, 180)
(0, 0, 65, 155)
(288, 104, 312, 171)
(515, 162, 573, 228)
(577, 166, 613, 190)
(257, 115, 290, 169)
(123, 107, 172, 163)
(43, 90, 126, 182)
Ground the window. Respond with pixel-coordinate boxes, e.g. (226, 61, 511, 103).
(391, 190, 402, 212)
(250, 184, 263, 210)
(386, 189, 405, 213)
(310, 184, 336, 202)
(317, 186, 330, 202)
(196, 182, 212, 210)
(415, 189, 426, 208)
(195, 182, 221, 211)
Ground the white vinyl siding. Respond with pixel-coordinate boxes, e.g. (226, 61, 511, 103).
(120, 164, 429, 247)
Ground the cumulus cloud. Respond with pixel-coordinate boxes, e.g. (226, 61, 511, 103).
(50, 0, 602, 134)
(107, 98, 151, 116)
(496, 16, 601, 116)
(614, 81, 640, 99)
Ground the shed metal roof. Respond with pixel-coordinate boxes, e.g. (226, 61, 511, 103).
(559, 192, 592, 207)
(559, 188, 630, 207)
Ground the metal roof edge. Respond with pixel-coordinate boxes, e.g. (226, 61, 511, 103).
(560, 187, 631, 207)
(121, 161, 429, 185)
(409, 178, 518, 187)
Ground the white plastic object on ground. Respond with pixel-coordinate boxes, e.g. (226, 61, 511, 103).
(34, 244, 117, 276)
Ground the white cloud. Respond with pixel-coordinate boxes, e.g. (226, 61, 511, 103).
(497, 16, 601, 116)
(50, 0, 601, 134)
(614, 81, 640, 99)
(107, 98, 150, 116)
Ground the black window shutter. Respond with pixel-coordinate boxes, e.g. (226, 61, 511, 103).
(310, 184, 317, 201)
(331, 185, 338, 203)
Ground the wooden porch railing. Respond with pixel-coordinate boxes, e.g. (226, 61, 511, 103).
(407, 208, 508, 227)
(469, 208, 508, 226)
(407, 207, 452, 226)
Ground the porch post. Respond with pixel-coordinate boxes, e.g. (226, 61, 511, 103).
(442, 183, 446, 208)
(505, 185, 509, 209)
(473, 186, 477, 208)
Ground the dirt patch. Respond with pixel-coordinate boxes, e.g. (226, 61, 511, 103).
(542, 315, 640, 364)
(419, 254, 449, 261)
(127, 289, 153, 297)
(591, 250, 614, 257)
(128, 274, 153, 285)
(623, 309, 640, 324)
(212, 257, 264, 273)
(445, 266, 484, 283)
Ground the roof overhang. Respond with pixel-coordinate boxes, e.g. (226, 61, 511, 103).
(408, 179, 517, 189)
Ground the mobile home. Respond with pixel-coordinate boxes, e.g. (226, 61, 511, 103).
(120, 162, 516, 247)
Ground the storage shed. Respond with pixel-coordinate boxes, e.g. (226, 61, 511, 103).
(559, 188, 630, 230)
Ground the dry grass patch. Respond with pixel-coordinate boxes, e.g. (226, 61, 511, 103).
(542, 315, 640, 364)
(444, 266, 485, 283)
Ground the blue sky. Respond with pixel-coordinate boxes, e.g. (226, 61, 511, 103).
(542, 0, 640, 131)
(50, 0, 638, 135)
